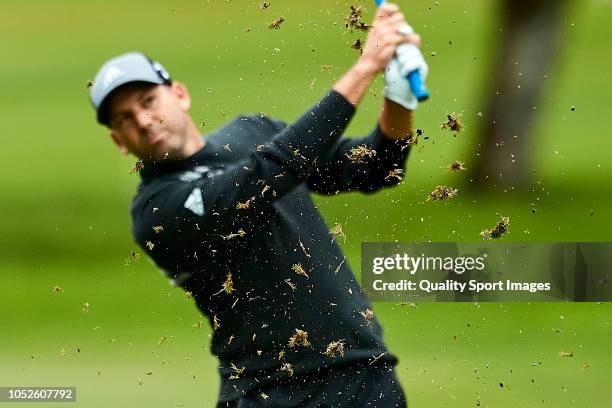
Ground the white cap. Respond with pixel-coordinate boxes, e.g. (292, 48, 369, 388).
(89, 52, 171, 125)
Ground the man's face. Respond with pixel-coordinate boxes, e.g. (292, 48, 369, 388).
(106, 82, 194, 161)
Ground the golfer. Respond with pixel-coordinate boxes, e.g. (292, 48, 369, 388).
(89, 4, 427, 407)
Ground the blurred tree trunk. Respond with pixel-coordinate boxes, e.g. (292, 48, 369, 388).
(468, 0, 569, 189)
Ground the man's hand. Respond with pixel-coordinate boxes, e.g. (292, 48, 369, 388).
(384, 32, 428, 111)
(333, 3, 420, 106)
(357, 3, 420, 75)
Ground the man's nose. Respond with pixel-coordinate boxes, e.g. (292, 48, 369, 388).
(135, 110, 154, 129)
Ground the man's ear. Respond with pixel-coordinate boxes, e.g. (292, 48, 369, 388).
(170, 81, 191, 112)
(109, 130, 129, 155)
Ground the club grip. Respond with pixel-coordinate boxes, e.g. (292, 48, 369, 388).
(375, 0, 430, 102)
(407, 70, 429, 102)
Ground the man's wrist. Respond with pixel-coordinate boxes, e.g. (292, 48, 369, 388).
(332, 60, 377, 106)
(378, 98, 414, 140)
(352, 59, 378, 81)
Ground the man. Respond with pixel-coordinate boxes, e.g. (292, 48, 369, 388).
(89, 4, 427, 407)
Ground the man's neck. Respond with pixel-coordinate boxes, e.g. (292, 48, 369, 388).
(169, 120, 206, 161)
(180, 127, 206, 158)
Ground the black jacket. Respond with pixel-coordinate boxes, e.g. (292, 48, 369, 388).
(131, 90, 410, 402)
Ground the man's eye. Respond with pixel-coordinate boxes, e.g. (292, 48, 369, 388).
(112, 115, 128, 128)
(142, 96, 155, 108)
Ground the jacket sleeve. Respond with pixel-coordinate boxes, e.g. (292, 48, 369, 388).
(306, 124, 411, 194)
(133, 90, 357, 241)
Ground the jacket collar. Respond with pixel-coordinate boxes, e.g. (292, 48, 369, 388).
(139, 136, 210, 183)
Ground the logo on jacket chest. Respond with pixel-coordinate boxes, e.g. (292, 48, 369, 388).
(179, 165, 224, 182)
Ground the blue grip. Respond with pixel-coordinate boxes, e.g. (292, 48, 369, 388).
(375, 0, 385, 5)
(407, 70, 429, 102)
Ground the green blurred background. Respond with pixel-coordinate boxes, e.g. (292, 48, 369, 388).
(1, 0, 610, 406)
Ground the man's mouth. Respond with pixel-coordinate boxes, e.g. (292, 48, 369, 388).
(145, 130, 164, 145)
